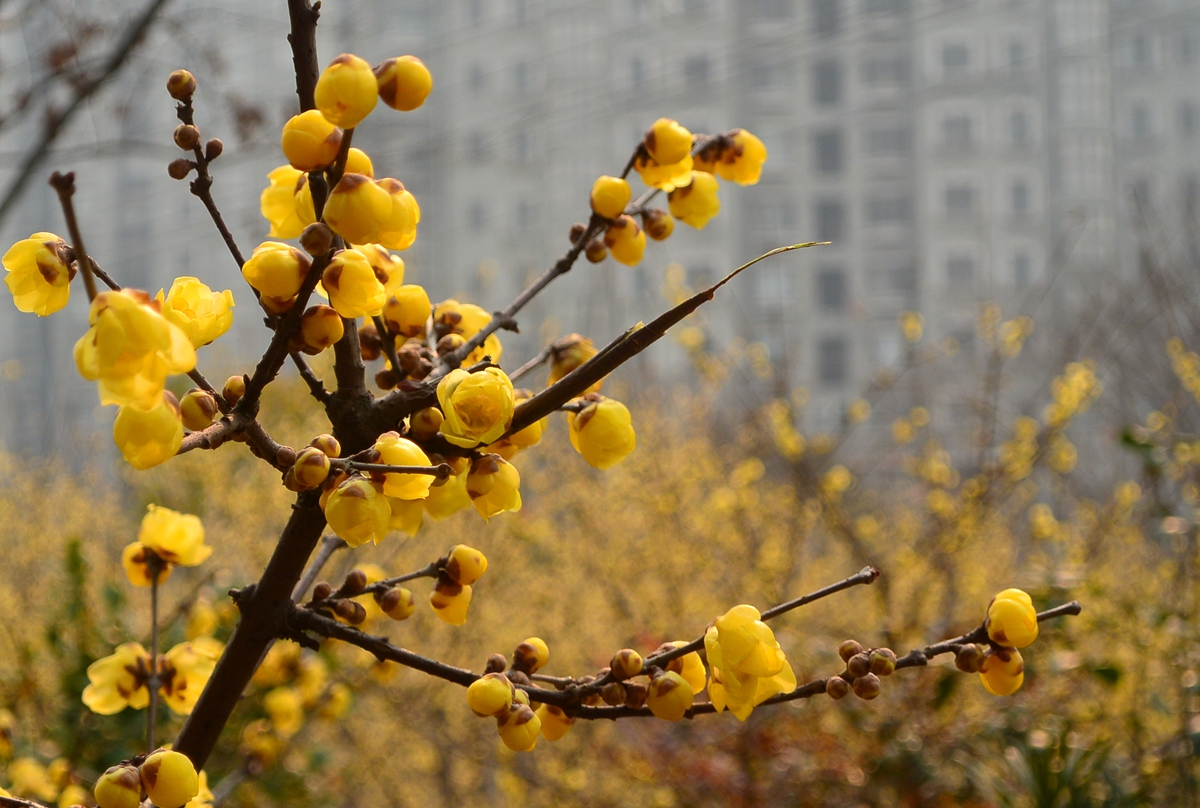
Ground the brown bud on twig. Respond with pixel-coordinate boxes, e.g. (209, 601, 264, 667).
(508, 670, 531, 687)
(375, 368, 398, 390)
(569, 222, 587, 243)
(838, 639, 864, 662)
(623, 681, 648, 709)
(166, 69, 196, 100)
(826, 675, 851, 700)
(342, 569, 368, 595)
(485, 654, 508, 674)
(359, 322, 382, 361)
(275, 445, 297, 467)
(853, 672, 881, 700)
(167, 159, 194, 180)
(869, 648, 897, 677)
(600, 682, 626, 706)
(299, 223, 333, 257)
(610, 649, 643, 681)
(955, 644, 985, 673)
(282, 468, 305, 492)
(173, 124, 200, 151)
(585, 240, 607, 263)
(312, 582, 333, 601)
(376, 587, 404, 613)
(334, 599, 366, 625)
(204, 138, 223, 161)
(846, 653, 871, 679)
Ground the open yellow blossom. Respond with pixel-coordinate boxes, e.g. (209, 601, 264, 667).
(666, 641, 708, 694)
(8, 758, 58, 802)
(186, 771, 214, 808)
(387, 496, 424, 535)
(157, 276, 234, 348)
(715, 129, 768, 185)
(242, 241, 310, 301)
(82, 643, 151, 715)
(437, 367, 514, 448)
(324, 478, 391, 547)
(375, 178, 421, 251)
(645, 118, 693, 165)
(324, 174, 391, 245)
(383, 284, 431, 338)
(160, 639, 222, 715)
(424, 470, 473, 520)
(979, 648, 1025, 695)
(986, 588, 1039, 648)
(121, 541, 172, 587)
(260, 166, 306, 238)
(315, 53, 378, 128)
(113, 392, 184, 470)
(374, 431, 435, 499)
(668, 170, 721, 228)
(567, 396, 636, 469)
(354, 243, 405, 292)
(3, 232, 73, 316)
(139, 504, 212, 566)
(634, 152, 694, 192)
(281, 109, 342, 171)
(263, 687, 305, 738)
(704, 604, 796, 721)
(322, 248, 386, 318)
(466, 454, 522, 520)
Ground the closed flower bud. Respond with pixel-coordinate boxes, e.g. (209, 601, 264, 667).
(313, 582, 333, 601)
(485, 654, 508, 673)
(383, 284, 431, 337)
(623, 681, 648, 709)
(376, 368, 398, 389)
(243, 241, 310, 300)
(345, 568, 370, 594)
(467, 672, 514, 717)
(986, 588, 1039, 649)
(114, 392, 184, 470)
(323, 478, 390, 547)
(444, 544, 489, 587)
(374, 431, 435, 499)
(259, 166, 306, 239)
(498, 704, 540, 752)
(409, 407, 443, 440)
(168, 158, 194, 180)
(293, 446, 331, 488)
(375, 178, 421, 251)
(174, 124, 200, 151)
(299, 305, 344, 353)
(180, 389, 218, 431)
(955, 643, 986, 673)
(869, 648, 897, 677)
(315, 53, 379, 128)
(299, 222, 334, 257)
(310, 433, 341, 458)
(156, 276, 235, 348)
(223, 375, 246, 405)
(204, 138, 223, 161)
(438, 367, 515, 448)
(323, 248, 387, 318)
(852, 672, 881, 700)
(602, 215, 645, 266)
(345, 147, 374, 177)
(536, 704, 575, 741)
(374, 55, 433, 111)
(466, 454, 522, 520)
(436, 332, 465, 355)
(669, 170, 721, 228)
(324, 174, 391, 245)
(94, 763, 142, 808)
(3, 231, 74, 315)
(139, 749, 199, 808)
(377, 586, 416, 620)
(600, 681, 626, 705)
(645, 118, 693, 165)
(512, 637, 549, 673)
(585, 240, 607, 263)
(838, 639, 864, 662)
(715, 129, 768, 186)
(281, 109, 343, 171)
(122, 542, 171, 588)
(569, 222, 587, 243)
(641, 208, 674, 240)
(610, 649, 643, 680)
(334, 599, 367, 624)
(276, 445, 297, 466)
(648, 670, 694, 721)
(166, 69, 196, 100)
(430, 580, 473, 625)
(979, 648, 1025, 696)
(846, 653, 871, 679)
(826, 675, 851, 700)
(568, 396, 636, 469)
(359, 321, 383, 360)
(590, 175, 631, 219)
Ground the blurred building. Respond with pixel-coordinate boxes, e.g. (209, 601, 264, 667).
(1, 0, 1198, 455)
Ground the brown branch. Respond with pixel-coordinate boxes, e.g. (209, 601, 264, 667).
(286, 0, 321, 113)
(307, 561, 439, 609)
(175, 99, 244, 268)
(373, 314, 402, 379)
(331, 316, 367, 396)
(292, 534, 347, 602)
(291, 352, 331, 403)
(337, 461, 452, 478)
(509, 344, 554, 383)
(47, 172, 97, 301)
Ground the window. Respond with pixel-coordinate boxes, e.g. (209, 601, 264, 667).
(1131, 34, 1148, 68)
(815, 129, 843, 174)
(818, 337, 848, 385)
(867, 126, 909, 154)
(685, 55, 711, 87)
(867, 196, 911, 224)
(817, 267, 846, 311)
(469, 62, 485, 93)
(1013, 253, 1031, 285)
(814, 0, 840, 36)
(864, 56, 909, 85)
(945, 184, 973, 215)
(1008, 39, 1026, 69)
(1012, 181, 1029, 215)
(1132, 105, 1150, 139)
(943, 115, 972, 149)
(1010, 111, 1029, 146)
(816, 200, 846, 242)
(947, 255, 974, 284)
(814, 58, 842, 105)
(1180, 102, 1197, 138)
(942, 43, 970, 73)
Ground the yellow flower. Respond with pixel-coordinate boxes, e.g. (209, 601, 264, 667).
(375, 55, 433, 111)
(488, 389, 543, 460)
(74, 289, 196, 411)
(318, 683, 353, 720)
(344, 147, 374, 177)
(156, 276, 234, 348)
(497, 704, 540, 752)
(387, 496, 424, 535)
(82, 643, 151, 715)
(323, 174, 391, 245)
(140, 749, 199, 808)
(263, 687, 304, 737)
(665, 641, 708, 694)
(466, 454, 522, 520)
(430, 580, 473, 625)
(9, 757, 58, 802)
(514, 637, 550, 673)
(315, 53, 378, 128)
(536, 704, 575, 741)
(986, 588, 1039, 648)
(647, 670, 694, 721)
(568, 396, 636, 469)
(281, 109, 342, 171)
(260, 166, 306, 238)
(715, 129, 768, 185)
(634, 152, 694, 191)
(324, 478, 391, 547)
(322, 248, 387, 318)
(603, 215, 645, 266)
(547, 334, 600, 387)
(185, 771, 213, 808)
(294, 174, 317, 228)
(121, 541, 172, 587)
(374, 178, 421, 251)
(94, 763, 142, 808)
(298, 304, 344, 354)
(242, 241, 310, 301)
(138, 504, 211, 566)
(590, 175, 631, 219)
(445, 544, 488, 586)
(645, 118, 693, 165)
(374, 431, 435, 499)
(668, 170, 721, 228)
(437, 367, 514, 448)
(113, 392, 184, 470)
(160, 639, 221, 715)
(467, 673, 513, 717)
(424, 470, 472, 520)
(979, 648, 1025, 695)
(383, 284, 431, 338)
(354, 243, 405, 292)
(642, 208, 674, 241)
(704, 604, 796, 721)
(3, 232, 73, 315)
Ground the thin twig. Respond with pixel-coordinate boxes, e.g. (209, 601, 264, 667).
(305, 561, 439, 610)
(337, 461, 451, 478)
(292, 535, 348, 602)
(510, 344, 554, 383)
(147, 558, 162, 751)
(176, 98, 244, 268)
(291, 352, 331, 403)
(47, 172, 97, 301)
(374, 315, 402, 377)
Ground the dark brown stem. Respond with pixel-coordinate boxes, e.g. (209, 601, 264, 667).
(47, 172, 97, 301)
(147, 557, 162, 751)
(175, 95, 244, 268)
(337, 461, 451, 478)
(292, 534, 347, 602)
(373, 315, 401, 377)
(291, 352, 331, 403)
(332, 316, 368, 396)
(286, 0, 321, 112)
(509, 344, 554, 383)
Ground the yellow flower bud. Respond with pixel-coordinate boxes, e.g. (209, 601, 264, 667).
(374, 55, 432, 111)
(344, 147, 374, 177)
(299, 304, 344, 353)
(547, 334, 600, 387)
(665, 641, 708, 694)
(293, 446, 332, 488)
(633, 152, 694, 191)
(715, 129, 768, 186)
(113, 392, 184, 470)
(354, 243, 404, 291)
(536, 704, 575, 741)
(644, 118, 693, 165)
(315, 53, 378, 128)
(641, 208, 674, 241)
(424, 470, 472, 520)
(82, 643, 150, 715)
(374, 431, 435, 499)
(140, 749, 199, 808)
(437, 367, 515, 448)
(590, 175, 631, 219)
(467, 672, 514, 717)
(445, 544, 488, 586)
(610, 648, 643, 680)
(512, 637, 549, 673)
(323, 248, 387, 318)
(668, 170, 721, 228)
(430, 580, 473, 625)
(138, 504, 211, 566)
(497, 704, 540, 752)
(986, 589, 1039, 649)
(374, 178, 421, 251)
(568, 397, 636, 469)
(602, 215, 645, 266)
(94, 763, 142, 808)
(466, 454, 522, 520)
(377, 585, 417, 620)
(648, 670, 694, 721)
(979, 648, 1025, 696)
(3, 232, 73, 315)
(243, 241, 310, 300)
(121, 542, 172, 588)
(260, 166, 306, 238)
(382, 284, 431, 338)
(323, 174, 391, 245)
(310, 433, 342, 458)
(180, 388, 218, 431)
(281, 109, 343, 171)
(294, 173, 317, 228)
(156, 276, 234, 348)
(166, 69, 196, 100)
(324, 478, 391, 547)
(159, 639, 221, 715)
